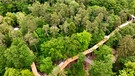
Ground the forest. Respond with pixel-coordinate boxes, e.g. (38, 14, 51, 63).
(0, 0, 135, 76)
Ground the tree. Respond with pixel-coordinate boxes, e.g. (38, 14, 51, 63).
(89, 60, 113, 76)
(40, 37, 66, 61)
(119, 62, 135, 76)
(4, 68, 33, 76)
(106, 31, 122, 47)
(10, 30, 23, 39)
(90, 29, 105, 46)
(42, 24, 49, 36)
(4, 38, 34, 68)
(39, 57, 53, 74)
(2, 12, 17, 27)
(76, 30, 92, 50)
(119, 56, 135, 64)
(50, 12, 60, 26)
(24, 32, 39, 51)
(66, 31, 92, 56)
(117, 35, 135, 58)
(67, 22, 76, 35)
(89, 44, 113, 76)
(118, 10, 128, 23)
(107, 14, 121, 33)
(4, 68, 20, 76)
(50, 26, 60, 38)
(67, 54, 86, 76)
(19, 15, 39, 35)
(49, 66, 67, 76)
(62, 21, 68, 35)
(0, 45, 6, 75)
(119, 25, 135, 37)
(20, 69, 34, 76)
(94, 45, 112, 62)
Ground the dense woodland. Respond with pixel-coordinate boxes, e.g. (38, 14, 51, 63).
(0, 0, 135, 76)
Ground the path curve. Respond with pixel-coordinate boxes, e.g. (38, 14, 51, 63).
(60, 19, 133, 70)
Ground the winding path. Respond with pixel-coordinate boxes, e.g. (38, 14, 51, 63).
(59, 18, 134, 70)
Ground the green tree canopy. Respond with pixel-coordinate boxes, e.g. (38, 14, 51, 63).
(4, 38, 35, 68)
(117, 35, 135, 58)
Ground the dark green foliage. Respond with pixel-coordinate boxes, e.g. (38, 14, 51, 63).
(118, 56, 135, 64)
(90, 29, 105, 46)
(117, 35, 135, 58)
(0, 1, 30, 15)
(67, 53, 86, 76)
(106, 32, 122, 47)
(0, 45, 6, 75)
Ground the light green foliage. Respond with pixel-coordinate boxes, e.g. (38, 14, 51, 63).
(4, 68, 33, 76)
(16, 12, 25, 24)
(90, 5, 107, 18)
(119, 62, 135, 76)
(20, 69, 34, 76)
(4, 68, 20, 76)
(4, 38, 34, 68)
(41, 31, 91, 61)
(28, 1, 42, 17)
(67, 31, 91, 56)
(41, 37, 66, 61)
(76, 30, 92, 50)
(39, 57, 53, 74)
